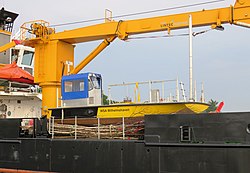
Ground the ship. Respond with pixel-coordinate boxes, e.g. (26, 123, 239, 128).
(0, 7, 41, 119)
(1, 1, 250, 172)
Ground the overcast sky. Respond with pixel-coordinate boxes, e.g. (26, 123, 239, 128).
(2, 0, 250, 112)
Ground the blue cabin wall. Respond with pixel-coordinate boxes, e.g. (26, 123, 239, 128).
(61, 73, 89, 100)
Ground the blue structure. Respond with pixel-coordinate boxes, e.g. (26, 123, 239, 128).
(61, 73, 102, 106)
(62, 73, 89, 100)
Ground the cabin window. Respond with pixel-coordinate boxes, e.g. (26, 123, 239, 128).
(88, 79, 93, 91)
(79, 81, 84, 91)
(65, 81, 73, 92)
(22, 51, 34, 66)
(11, 49, 19, 62)
(65, 80, 84, 92)
(90, 76, 101, 89)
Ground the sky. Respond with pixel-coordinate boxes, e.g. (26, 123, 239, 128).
(2, 0, 250, 112)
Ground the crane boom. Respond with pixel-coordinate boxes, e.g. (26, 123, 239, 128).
(20, 0, 250, 117)
(0, 40, 21, 53)
(50, 7, 232, 43)
(48, 1, 250, 43)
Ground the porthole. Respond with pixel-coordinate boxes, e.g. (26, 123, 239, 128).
(246, 124, 250, 134)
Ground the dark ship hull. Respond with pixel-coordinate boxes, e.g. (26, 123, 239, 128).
(1, 112, 250, 173)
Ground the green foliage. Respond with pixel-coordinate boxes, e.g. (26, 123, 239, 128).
(102, 93, 118, 105)
(204, 99, 219, 113)
(102, 93, 109, 105)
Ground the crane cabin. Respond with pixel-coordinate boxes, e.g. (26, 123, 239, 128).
(61, 73, 102, 107)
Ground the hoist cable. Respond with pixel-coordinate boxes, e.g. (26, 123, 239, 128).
(127, 29, 213, 40)
(50, 0, 225, 27)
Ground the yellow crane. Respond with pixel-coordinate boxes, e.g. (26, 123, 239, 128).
(0, 40, 21, 53)
(17, 0, 250, 117)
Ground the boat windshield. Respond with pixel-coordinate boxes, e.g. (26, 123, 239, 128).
(90, 75, 101, 89)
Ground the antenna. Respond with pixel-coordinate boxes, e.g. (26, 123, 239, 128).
(180, 81, 187, 102)
(189, 14, 194, 102)
(194, 80, 197, 102)
(200, 82, 205, 103)
(176, 77, 180, 102)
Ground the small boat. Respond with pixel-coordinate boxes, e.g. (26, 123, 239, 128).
(51, 73, 209, 119)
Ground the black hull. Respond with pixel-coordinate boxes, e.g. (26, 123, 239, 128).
(1, 112, 250, 173)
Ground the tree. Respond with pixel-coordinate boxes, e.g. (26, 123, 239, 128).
(102, 93, 118, 105)
(102, 93, 109, 105)
(204, 99, 218, 113)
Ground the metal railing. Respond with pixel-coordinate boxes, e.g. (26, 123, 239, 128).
(49, 116, 144, 140)
(19, 20, 54, 41)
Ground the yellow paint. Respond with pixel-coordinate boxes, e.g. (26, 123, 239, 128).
(70, 36, 116, 74)
(0, 30, 11, 35)
(185, 104, 209, 114)
(134, 82, 140, 103)
(97, 103, 209, 118)
(34, 40, 74, 117)
(0, 41, 16, 53)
